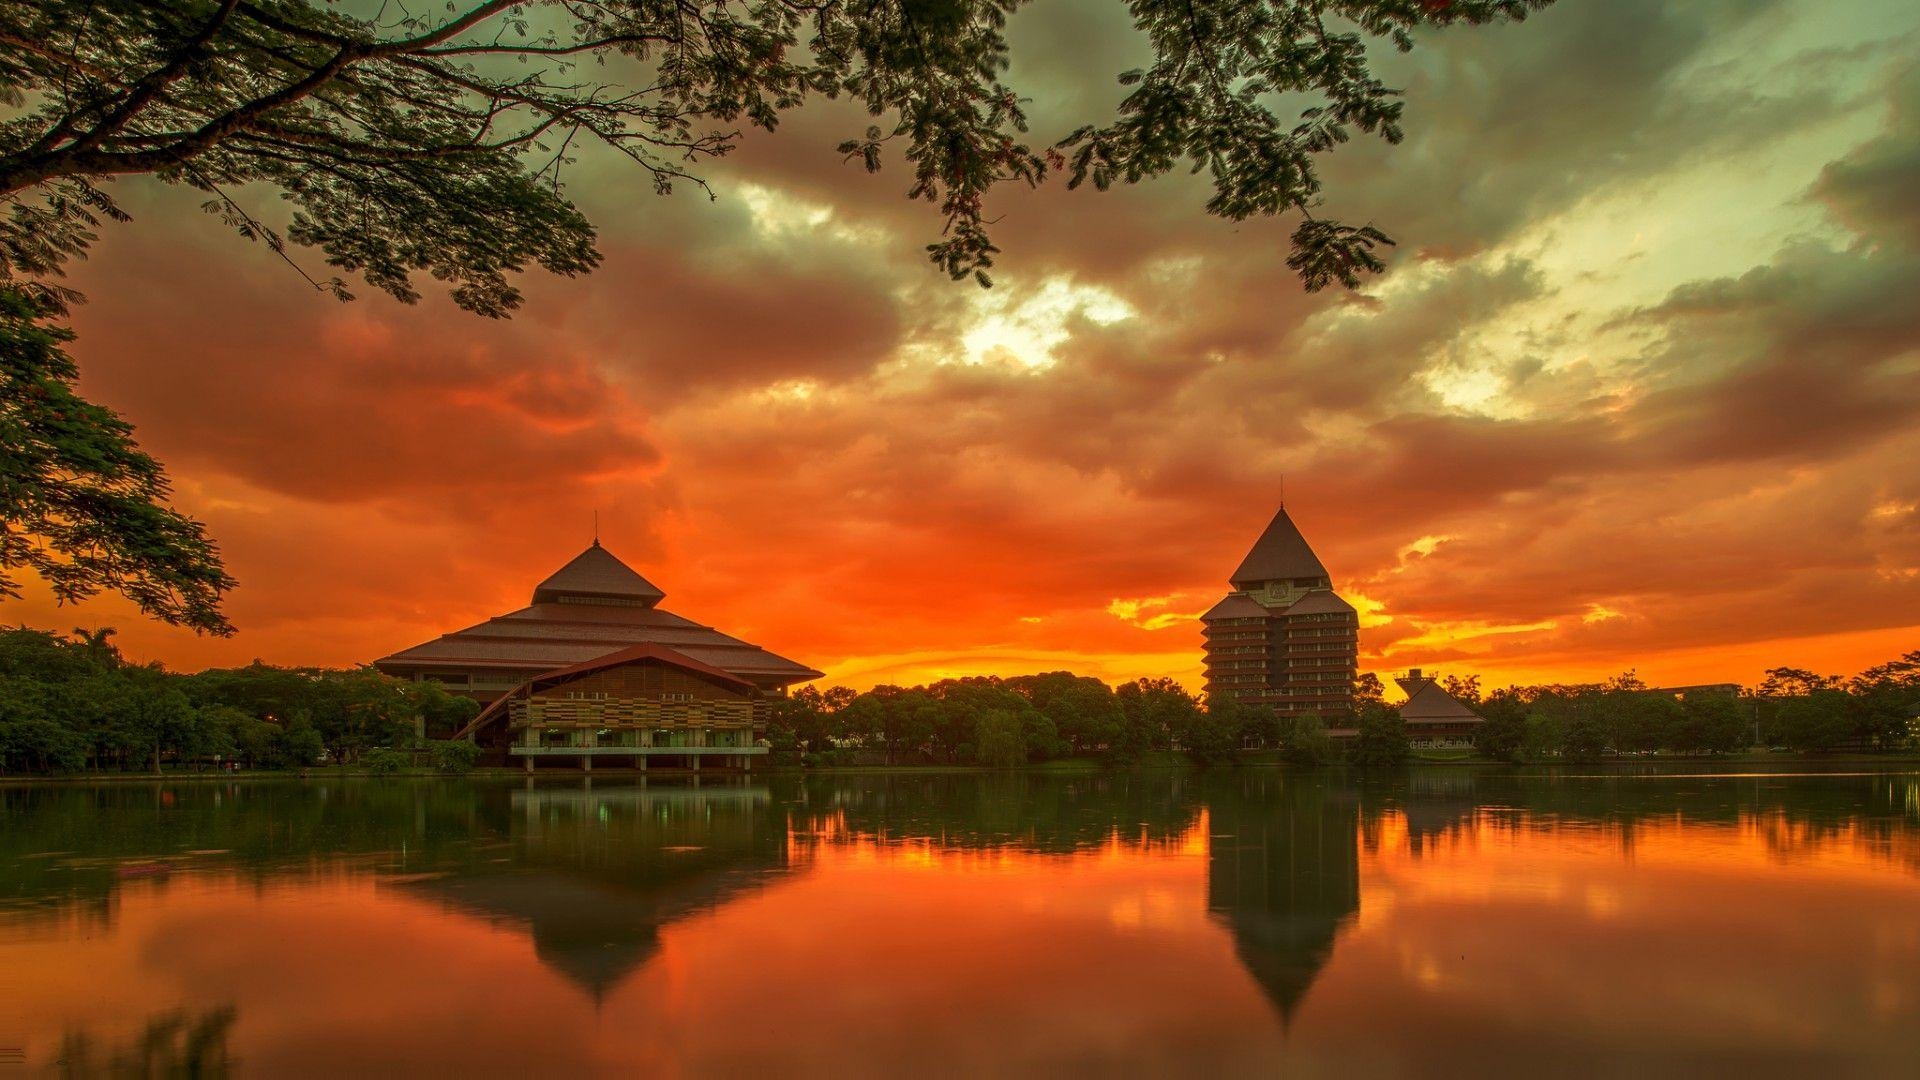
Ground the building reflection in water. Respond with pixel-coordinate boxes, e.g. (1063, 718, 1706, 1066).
(1202, 773, 1359, 1025)
(398, 781, 791, 1001)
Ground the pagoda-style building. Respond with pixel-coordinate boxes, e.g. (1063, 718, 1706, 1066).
(375, 541, 821, 765)
(1200, 506, 1358, 716)
(1395, 669, 1485, 743)
(375, 541, 820, 699)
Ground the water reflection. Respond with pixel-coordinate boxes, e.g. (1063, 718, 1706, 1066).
(1, 769, 1917, 1074)
(1204, 774, 1357, 1025)
(397, 786, 789, 1000)
(52, 1007, 236, 1079)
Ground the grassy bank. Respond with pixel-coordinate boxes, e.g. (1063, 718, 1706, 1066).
(9, 748, 1920, 785)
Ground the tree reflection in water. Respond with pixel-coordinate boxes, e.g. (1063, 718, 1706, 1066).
(53, 1006, 236, 1078)
(2, 767, 1917, 1052)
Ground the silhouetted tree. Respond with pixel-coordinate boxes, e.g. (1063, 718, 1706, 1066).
(0, 290, 233, 632)
(1440, 673, 1482, 704)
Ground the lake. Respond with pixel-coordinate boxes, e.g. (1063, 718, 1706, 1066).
(2, 768, 1917, 1077)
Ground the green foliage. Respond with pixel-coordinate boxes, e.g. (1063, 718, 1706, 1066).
(770, 671, 1196, 766)
(0, 288, 234, 632)
(1347, 704, 1409, 768)
(410, 682, 481, 741)
(1180, 697, 1243, 764)
(1472, 691, 1528, 762)
(1, 0, 1551, 302)
(1672, 694, 1751, 755)
(281, 722, 325, 767)
(1005, 672, 1123, 755)
(1768, 691, 1856, 753)
(430, 740, 481, 775)
(1281, 712, 1334, 766)
(974, 709, 1028, 769)
(0, 627, 445, 774)
(1114, 677, 1201, 759)
(361, 747, 411, 775)
(1560, 710, 1608, 763)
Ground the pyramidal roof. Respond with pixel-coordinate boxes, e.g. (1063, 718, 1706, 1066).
(532, 542, 666, 606)
(1230, 506, 1329, 587)
(1396, 679, 1485, 723)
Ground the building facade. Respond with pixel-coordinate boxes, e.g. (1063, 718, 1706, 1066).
(457, 643, 769, 771)
(1201, 507, 1359, 716)
(375, 541, 821, 764)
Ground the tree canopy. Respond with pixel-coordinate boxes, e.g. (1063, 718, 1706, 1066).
(1, 0, 1552, 309)
(0, 289, 234, 632)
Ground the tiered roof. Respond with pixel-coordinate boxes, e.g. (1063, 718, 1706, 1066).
(1201, 593, 1272, 621)
(1282, 590, 1354, 617)
(374, 543, 821, 687)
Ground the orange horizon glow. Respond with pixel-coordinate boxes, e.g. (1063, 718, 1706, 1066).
(5, 1, 1919, 694)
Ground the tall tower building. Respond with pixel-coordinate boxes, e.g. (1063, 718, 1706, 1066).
(1200, 506, 1358, 716)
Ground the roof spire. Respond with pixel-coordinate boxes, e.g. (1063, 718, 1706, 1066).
(592, 509, 600, 547)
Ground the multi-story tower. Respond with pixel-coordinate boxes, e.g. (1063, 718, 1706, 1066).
(1201, 506, 1358, 716)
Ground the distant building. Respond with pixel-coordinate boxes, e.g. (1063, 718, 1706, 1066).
(374, 541, 821, 766)
(1200, 506, 1358, 716)
(1394, 669, 1484, 743)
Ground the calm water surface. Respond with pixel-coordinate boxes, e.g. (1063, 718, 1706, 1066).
(2, 769, 1917, 1077)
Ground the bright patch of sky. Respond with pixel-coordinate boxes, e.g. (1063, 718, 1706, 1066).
(957, 277, 1137, 368)
(734, 181, 891, 247)
(1106, 594, 1201, 631)
(1412, 5, 1920, 420)
(1381, 618, 1561, 658)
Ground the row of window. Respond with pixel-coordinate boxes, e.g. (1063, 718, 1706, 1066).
(528, 726, 755, 749)
(562, 690, 692, 702)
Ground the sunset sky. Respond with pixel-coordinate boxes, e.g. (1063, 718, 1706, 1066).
(10, 0, 1920, 693)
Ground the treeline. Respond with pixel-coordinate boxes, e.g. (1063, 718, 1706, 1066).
(767, 672, 1382, 768)
(6, 623, 1913, 776)
(1458, 658, 1920, 762)
(0, 628, 477, 775)
(768, 656, 1920, 769)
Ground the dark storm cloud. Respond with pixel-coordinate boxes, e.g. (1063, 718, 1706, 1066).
(1813, 63, 1920, 247)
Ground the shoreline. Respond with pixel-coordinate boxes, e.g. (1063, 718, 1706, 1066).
(6, 751, 1920, 785)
